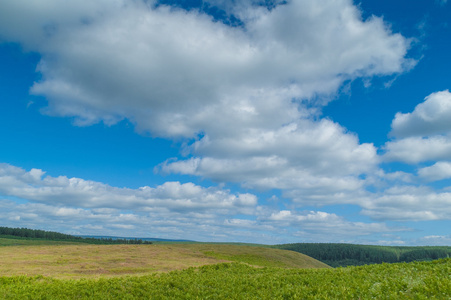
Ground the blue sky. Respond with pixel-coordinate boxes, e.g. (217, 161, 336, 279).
(1, 0, 451, 245)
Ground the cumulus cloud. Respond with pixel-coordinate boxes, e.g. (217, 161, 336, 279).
(390, 90, 451, 138)
(0, 163, 256, 214)
(0, 162, 410, 243)
(361, 186, 451, 221)
(384, 90, 451, 164)
(378, 170, 414, 184)
(418, 161, 451, 182)
(160, 118, 378, 205)
(383, 135, 451, 163)
(0, 0, 420, 242)
(0, 0, 411, 138)
(0, 163, 269, 241)
(0, 0, 414, 209)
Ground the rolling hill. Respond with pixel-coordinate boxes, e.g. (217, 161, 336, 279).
(274, 243, 451, 267)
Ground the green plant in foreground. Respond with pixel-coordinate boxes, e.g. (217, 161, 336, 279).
(0, 259, 450, 299)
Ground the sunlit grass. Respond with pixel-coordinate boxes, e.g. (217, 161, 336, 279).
(0, 259, 449, 299)
(0, 240, 328, 279)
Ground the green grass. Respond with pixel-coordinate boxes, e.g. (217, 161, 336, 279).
(0, 239, 449, 298)
(0, 259, 449, 299)
(195, 244, 328, 268)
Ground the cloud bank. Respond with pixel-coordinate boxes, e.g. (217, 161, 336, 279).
(4, 0, 447, 244)
(0, 0, 411, 138)
(0, 163, 256, 214)
(0, 163, 402, 243)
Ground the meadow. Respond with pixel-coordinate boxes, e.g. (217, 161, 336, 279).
(0, 241, 327, 279)
(0, 236, 450, 299)
(1, 258, 449, 299)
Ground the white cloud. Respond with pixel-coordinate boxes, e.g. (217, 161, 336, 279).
(0, 162, 408, 243)
(160, 118, 378, 205)
(261, 210, 404, 240)
(0, 0, 121, 49)
(390, 90, 451, 138)
(380, 171, 414, 184)
(384, 90, 451, 164)
(418, 161, 451, 181)
(361, 185, 451, 221)
(0, 0, 413, 211)
(0, 163, 267, 242)
(0, 163, 256, 215)
(383, 135, 451, 164)
(0, 1, 422, 243)
(0, 195, 399, 244)
(0, 0, 411, 139)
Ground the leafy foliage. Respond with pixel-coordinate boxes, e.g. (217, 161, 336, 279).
(275, 243, 451, 267)
(0, 259, 449, 299)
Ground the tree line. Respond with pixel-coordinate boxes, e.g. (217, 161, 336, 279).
(275, 243, 451, 267)
(0, 226, 152, 245)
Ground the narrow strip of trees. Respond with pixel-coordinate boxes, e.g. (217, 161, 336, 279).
(0, 226, 152, 245)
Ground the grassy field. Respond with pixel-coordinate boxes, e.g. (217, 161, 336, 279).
(0, 238, 329, 279)
(0, 259, 449, 299)
(1, 237, 449, 298)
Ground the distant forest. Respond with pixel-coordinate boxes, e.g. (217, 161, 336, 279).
(0, 226, 152, 245)
(275, 243, 451, 267)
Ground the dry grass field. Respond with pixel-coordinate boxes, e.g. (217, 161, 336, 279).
(0, 240, 329, 279)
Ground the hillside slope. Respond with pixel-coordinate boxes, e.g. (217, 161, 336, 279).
(173, 243, 330, 269)
(1, 259, 449, 298)
(275, 243, 451, 267)
(0, 241, 329, 278)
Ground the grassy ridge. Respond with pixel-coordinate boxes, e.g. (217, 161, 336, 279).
(1, 259, 449, 299)
(0, 240, 329, 278)
(173, 243, 330, 269)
